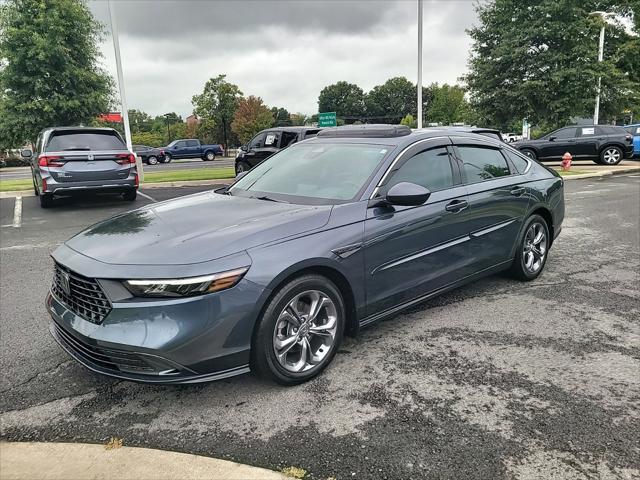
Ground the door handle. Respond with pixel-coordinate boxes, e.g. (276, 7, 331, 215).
(445, 200, 468, 213)
(510, 187, 525, 196)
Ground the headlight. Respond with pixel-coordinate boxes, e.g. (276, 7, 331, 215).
(124, 267, 249, 298)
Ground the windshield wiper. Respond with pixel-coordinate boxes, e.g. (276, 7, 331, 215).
(252, 195, 289, 204)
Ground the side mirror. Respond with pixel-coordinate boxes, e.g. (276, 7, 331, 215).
(235, 171, 248, 181)
(20, 148, 33, 158)
(548, 136, 557, 142)
(386, 182, 431, 206)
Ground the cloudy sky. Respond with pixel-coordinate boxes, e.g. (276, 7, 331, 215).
(88, 0, 478, 118)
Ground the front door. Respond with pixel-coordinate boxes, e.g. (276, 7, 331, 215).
(364, 138, 472, 316)
(540, 127, 578, 159)
(451, 138, 531, 272)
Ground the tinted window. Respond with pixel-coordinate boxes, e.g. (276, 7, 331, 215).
(46, 131, 125, 151)
(597, 126, 624, 135)
(303, 129, 321, 139)
(386, 147, 453, 192)
(458, 146, 510, 183)
(230, 144, 389, 202)
(503, 149, 529, 174)
(549, 128, 577, 139)
(186, 140, 199, 147)
(249, 133, 266, 149)
(281, 131, 298, 147)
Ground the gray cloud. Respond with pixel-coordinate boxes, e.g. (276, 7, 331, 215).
(90, 0, 477, 116)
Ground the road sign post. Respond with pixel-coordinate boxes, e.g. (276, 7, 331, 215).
(318, 112, 337, 127)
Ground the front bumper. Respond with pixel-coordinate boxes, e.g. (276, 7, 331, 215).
(46, 275, 266, 384)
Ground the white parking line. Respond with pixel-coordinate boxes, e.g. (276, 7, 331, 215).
(0, 242, 59, 251)
(12, 196, 22, 228)
(138, 191, 157, 203)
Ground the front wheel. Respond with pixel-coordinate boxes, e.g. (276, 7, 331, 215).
(509, 214, 550, 281)
(600, 146, 623, 165)
(251, 274, 345, 385)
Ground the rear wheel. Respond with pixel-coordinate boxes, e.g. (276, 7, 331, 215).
(600, 146, 623, 165)
(521, 148, 537, 160)
(147, 155, 158, 165)
(123, 189, 137, 201)
(509, 214, 549, 281)
(162, 153, 172, 163)
(39, 193, 53, 208)
(251, 274, 345, 385)
(204, 151, 216, 161)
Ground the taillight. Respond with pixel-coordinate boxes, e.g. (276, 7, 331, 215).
(38, 155, 65, 167)
(116, 153, 136, 165)
(626, 134, 632, 142)
(160, 149, 164, 155)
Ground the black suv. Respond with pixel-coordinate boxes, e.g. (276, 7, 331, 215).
(235, 126, 322, 174)
(514, 125, 633, 165)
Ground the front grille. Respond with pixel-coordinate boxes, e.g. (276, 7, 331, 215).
(53, 322, 156, 374)
(52, 263, 111, 324)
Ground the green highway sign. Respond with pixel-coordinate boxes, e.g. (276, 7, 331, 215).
(318, 111, 337, 127)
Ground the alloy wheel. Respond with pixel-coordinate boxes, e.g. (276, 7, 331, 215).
(602, 148, 621, 164)
(272, 290, 338, 373)
(522, 222, 547, 274)
(148, 156, 158, 165)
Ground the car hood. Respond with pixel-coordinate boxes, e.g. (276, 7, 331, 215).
(65, 191, 332, 265)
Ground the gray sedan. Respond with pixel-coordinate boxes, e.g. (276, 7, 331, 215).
(47, 125, 564, 385)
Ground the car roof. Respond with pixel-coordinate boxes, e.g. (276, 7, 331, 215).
(264, 126, 322, 132)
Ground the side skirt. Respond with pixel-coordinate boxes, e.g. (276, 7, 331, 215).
(358, 259, 513, 329)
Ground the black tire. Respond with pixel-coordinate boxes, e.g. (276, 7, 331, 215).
(39, 193, 53, 208)
(599, 146, 623, 165)
(520, 148, 537, 160)
(147, 156, 158, 165)
(123, 189, 137, 201)
(236, 161, 250, 175)
(509, 214, 550, 281)
(204, 151, 216, 161)
(162, 153, 172, 163)
(251, 274, 345, 385)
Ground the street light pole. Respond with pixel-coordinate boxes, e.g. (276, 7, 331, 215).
(417, 0, 423, 129)
(107, 0, 132, 151)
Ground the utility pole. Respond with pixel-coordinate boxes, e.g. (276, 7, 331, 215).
(107, 0, 132, 150)
(589, 11, 614, 126)
(417, 0, 423, 129)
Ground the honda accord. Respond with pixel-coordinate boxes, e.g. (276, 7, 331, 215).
(48, 125, 564, 385)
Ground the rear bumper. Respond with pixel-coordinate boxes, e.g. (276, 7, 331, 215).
(46, 179, 137, 195)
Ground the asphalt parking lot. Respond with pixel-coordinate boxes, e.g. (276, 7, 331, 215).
(1, 175, 639, 479)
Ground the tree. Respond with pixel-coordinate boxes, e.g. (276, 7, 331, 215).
(0, 0, 114, 147)
(426, 83, 472, 125)
(131, 131, 164, 147)
(465, 0, 639, 131)
(271, 107, 292, 127)
(192, 74, 242, 152)
(318, 81, 365, 122)
(365, 77, 416, 123)
(290, 113, 308, 126)
(231, 96, 274, 144)
(400, 114, 417, 128)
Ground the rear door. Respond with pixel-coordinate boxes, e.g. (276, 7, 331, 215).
(364, 137, 471, 315)
(451, 137, 530, 272)
(43, 130, 132, 183)
(575, 126, 599, 158)
(185, 139, 200, 158)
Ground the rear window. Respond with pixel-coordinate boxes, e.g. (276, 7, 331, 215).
(46, 131, 125, 151)
(597, 126, 624, 135)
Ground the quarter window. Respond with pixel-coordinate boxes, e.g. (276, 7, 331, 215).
(458, 146, 510, 183)
(503, 149, 529, 174)
(386, 147, 453, 192)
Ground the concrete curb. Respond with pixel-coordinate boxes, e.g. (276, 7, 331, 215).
(557, 166, 640, 180)
(0, 442, 289, 480)
(0, 178, 234, 199)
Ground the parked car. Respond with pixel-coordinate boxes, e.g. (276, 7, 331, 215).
(133, 144, 164, 165)
(502, 132, 522, 143)
(24, 127, 137, 208)
(47, 124, 564, 385)
(162, 139, 223, 163)
(624, 124, 640, 157)
(514, 125, 634, 165)
(235, 126, 322, 174)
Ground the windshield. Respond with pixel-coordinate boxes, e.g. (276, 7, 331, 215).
(46, 131, 125, 151)
(230, 143, 390, 204)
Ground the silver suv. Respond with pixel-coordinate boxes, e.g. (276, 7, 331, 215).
(23, 127, 138, 208)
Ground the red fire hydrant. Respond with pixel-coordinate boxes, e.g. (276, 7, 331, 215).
(561, 152, 572, 171)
